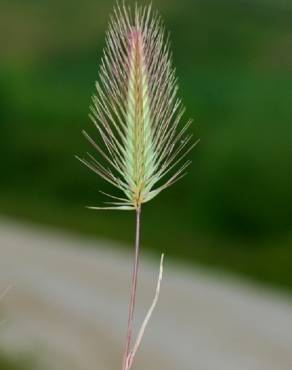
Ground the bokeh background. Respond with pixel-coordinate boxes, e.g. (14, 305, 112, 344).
(0, 0, 292, 369)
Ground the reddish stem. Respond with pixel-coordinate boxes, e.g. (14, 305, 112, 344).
(122, 205, 141, 370)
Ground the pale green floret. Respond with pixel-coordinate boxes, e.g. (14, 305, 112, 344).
(124, 30, 156, 207)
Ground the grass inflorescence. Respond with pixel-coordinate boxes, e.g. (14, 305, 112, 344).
(77, 3, 195, 210)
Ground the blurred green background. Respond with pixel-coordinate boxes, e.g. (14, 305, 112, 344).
(1, 0, 292, 291)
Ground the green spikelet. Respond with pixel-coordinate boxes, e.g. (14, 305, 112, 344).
(77, 4, 197, 210)
(124, 28, 156, 207)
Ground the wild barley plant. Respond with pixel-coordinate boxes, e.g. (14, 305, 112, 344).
(77, 3, 196, 370)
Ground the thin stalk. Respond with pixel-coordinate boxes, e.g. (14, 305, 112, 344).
(122, 205, 141, 370)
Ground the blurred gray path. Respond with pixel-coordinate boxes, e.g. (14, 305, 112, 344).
(0, 219, 292, 370)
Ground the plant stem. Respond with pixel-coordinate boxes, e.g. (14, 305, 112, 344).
(122, 205, 141, 370)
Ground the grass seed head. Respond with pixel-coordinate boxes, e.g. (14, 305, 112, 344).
(78, 3, 195, 210)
